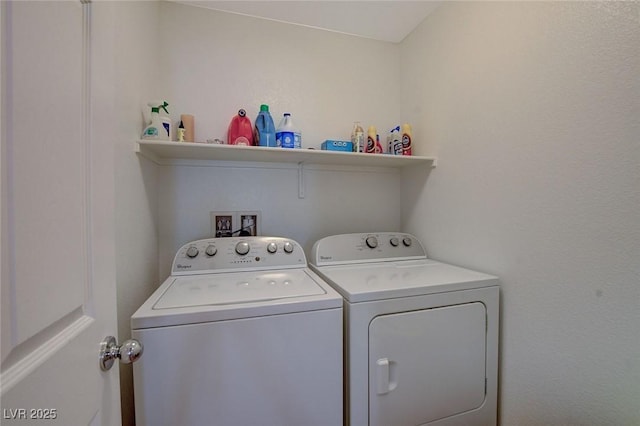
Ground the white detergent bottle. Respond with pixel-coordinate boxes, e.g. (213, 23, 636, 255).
(142, 101, 169, 140)
(276, 113, 301, 149)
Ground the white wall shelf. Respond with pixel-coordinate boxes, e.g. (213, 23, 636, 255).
(135, 140, 437, 169)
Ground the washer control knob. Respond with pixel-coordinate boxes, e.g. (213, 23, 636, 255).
(390, 237, 399, 247)
(205, 245, 217, 257)
(267, 242, 278, 254)
(365, 236, 378, 249)
(186, 246, 199, 258)
(235, 242, 250, 256)
(283, 241, 294, 254)
(402, 237, 412, 247)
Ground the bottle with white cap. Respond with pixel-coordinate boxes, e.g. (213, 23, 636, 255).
(351, 121, 364, 152)
(276, 113, 301, 149)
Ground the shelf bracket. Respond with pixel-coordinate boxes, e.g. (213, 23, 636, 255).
(298, 162, 305, 199)
(134, 141, 162, 165)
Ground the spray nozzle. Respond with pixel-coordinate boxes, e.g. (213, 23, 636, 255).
(148, 101, 169, 114)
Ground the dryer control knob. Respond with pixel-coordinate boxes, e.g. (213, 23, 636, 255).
(283, 241, 294, 254)
(366, 236, 378, 249)
(186, 246, 199, 258)
(267, 242, 278, 254)
(205, 245, 217, 257)
(235, 242, 250, 256)
(402, 237, 412, 247)
(390, 237, 399, 247)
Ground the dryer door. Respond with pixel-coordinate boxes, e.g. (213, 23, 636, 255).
(369, 302, 487, 426)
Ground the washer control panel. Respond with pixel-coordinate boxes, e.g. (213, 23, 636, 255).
(311, 232, 427, 266)
(172, 237, 306, 275)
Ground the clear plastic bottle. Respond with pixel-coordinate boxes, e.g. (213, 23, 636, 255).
(276, 113, 301, 149)
(254, 104, 276, 147)
(351, 122, 364, 153)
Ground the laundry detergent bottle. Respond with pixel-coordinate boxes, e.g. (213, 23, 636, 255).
(276, 113, 301, 149)
(254, 104, 276, 147)
(227, 109, 254, 146)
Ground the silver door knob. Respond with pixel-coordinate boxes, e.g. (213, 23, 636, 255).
(99, 336, 143, 371)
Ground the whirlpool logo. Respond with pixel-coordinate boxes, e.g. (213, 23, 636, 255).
(176, 264, 192, 270)
(320, 255, 332, 261)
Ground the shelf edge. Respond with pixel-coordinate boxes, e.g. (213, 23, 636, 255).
(134, 140, 437, 169)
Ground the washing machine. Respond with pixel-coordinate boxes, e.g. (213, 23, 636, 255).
(131, 237, 343, 426)
(310, 232, 499, 426)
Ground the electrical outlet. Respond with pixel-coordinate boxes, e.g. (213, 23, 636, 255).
(237, 211, 261, 236)
(211, 211, 261, 237)
(211, 211, 235, 238)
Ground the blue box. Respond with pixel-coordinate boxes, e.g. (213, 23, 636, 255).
(321, 140, 353, 152)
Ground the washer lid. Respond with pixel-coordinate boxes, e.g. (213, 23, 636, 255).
(155, 269, 325, 309)
(312, 259, 498, 303)
(131, 268, 342, 329)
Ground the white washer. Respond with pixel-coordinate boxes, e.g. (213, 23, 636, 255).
(132, 237, 343, 426)
(310, 232, 499, 426)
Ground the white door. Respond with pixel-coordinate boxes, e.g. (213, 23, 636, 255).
(1, 1, 120, 425)
(369, 303, 487, 426)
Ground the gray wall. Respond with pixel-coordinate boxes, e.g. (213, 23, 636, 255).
(401, 2, 640, 424)
(113, 3, 161, 425)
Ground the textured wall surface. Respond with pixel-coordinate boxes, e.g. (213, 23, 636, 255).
(112, 3, 161, 425)
(401, 2, 640, 424)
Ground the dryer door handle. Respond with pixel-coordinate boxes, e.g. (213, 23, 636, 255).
(376, 358, 398, 395)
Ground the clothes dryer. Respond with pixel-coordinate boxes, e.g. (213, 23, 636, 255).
(132, 237, 342, 426)
(310, 232, 499, 426)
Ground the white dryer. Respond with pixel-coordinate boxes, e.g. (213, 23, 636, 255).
(310, 232, 499, 426)
(132, 237, 343, 426)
